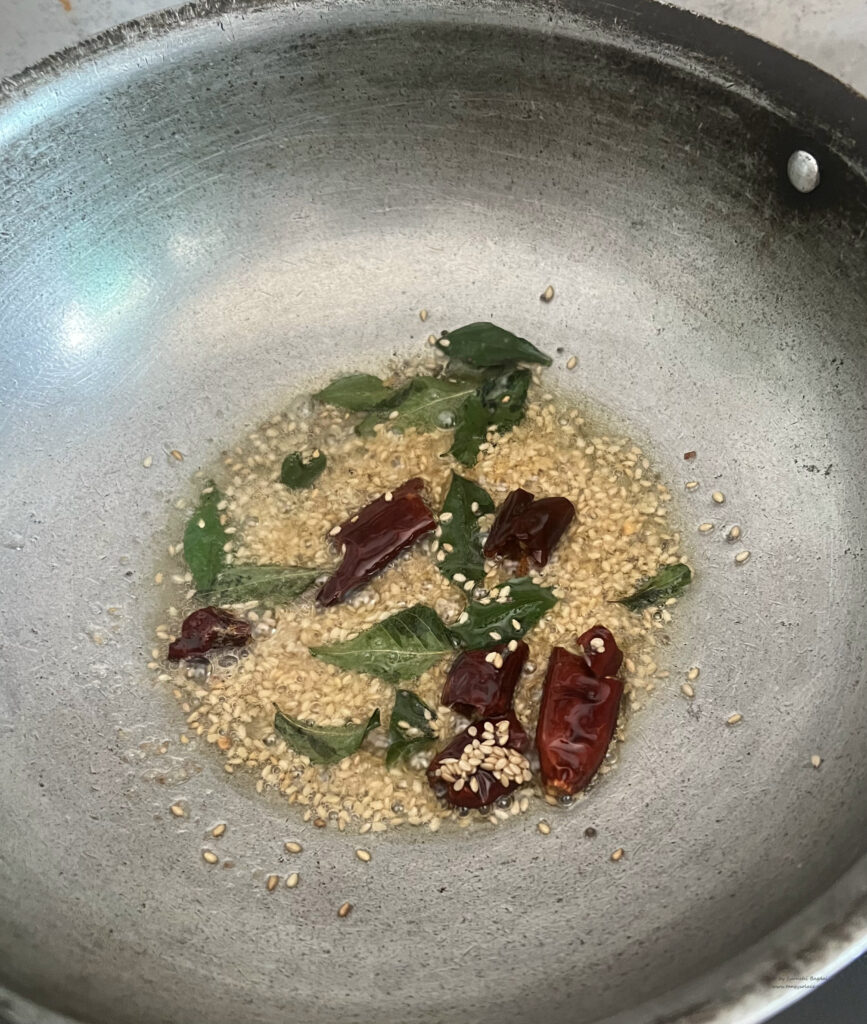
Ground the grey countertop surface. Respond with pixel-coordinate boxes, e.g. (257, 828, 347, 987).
(0, 2, 864, 1024)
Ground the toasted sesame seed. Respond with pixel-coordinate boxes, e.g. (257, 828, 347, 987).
(439, 512, 453, 522)
(419, 309, 428, 321)
(453, 572, 466, 583)
(810, 754, 822, 768)
(439, 338, 450, 348)
(537, 821, 551, 835)
(501, 395, 511, 404)
(468, 726, 478, 737)
(463, 580, 474, 592)
(511, 619, 521, 631)
(436, 550, 445, 562)
(356, 848, 372, 862)
(698, 522, 714, 533)
(566, 356, 577, 370)
(338, 901, 352, 918)
(170, 804, 185, 817)
(142, 455, 153, 468)
(610, 848, 624, 861)
(712, 491, 725, 503)
(507, 639, 518, 651)
(329, 525, 341, 536)
(285, 841, 302, 854)
(685, 481, 699, 491)
(734, 550, 751, 565)
(266, 874, 280, 892)
(286, 872, 300, 888)
(684, 451, 697, 460)
(170, 449, 184, 461)
(541, 284, 555, 302)
(726, 713, 743, 726)
(492, 653, 504, 669)
(202, 850, 219, 865)
(726, 525, 742, 542)
(211, 823, 226, 838)
(681, 682, 695, 698)
(442, 543, 454, 552)
(313, 818, 327, 828)
(489, 631, 502, 640)
(458, 611, 469, 624)
(687, 667, 700, 681)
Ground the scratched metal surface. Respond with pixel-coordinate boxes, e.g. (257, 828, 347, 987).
(0, 3, 866, 1024)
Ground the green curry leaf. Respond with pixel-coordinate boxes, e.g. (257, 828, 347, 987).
(616, 563, 692, 611)
(449, 576, 558, 649)
(183, 483, 228, 592)
(314, 373, 397, 411)
(437, 473, 495, 589)
(280, 450, 327, 489)
(437, 322, 552, 368)
(310, 604, 457, 683)
(273, 706, 381, 765)
(202, 564, 320, 605)
(385, 689, 438, 769)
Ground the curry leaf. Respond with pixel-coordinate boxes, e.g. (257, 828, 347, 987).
(314, 373, 396, 411)
(357, 376, 477, 437)
(437, 473, 495, 588)
(386, 689, 437, 768)
(437, 322, 552, 368)
(481, 367, 532, 431)
(183, 483, 228, 592)
(448, 394, 488, 467)
(202, 564, 319, 605)
(310, 604, 457, 683)
(616, 563, 692, 611)
(273, 706, 381, 765)
(280, 450, 327, 489)
(449, 577, 557, 649)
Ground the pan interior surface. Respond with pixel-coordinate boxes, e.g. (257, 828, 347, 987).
(1, 3, 866, 1024)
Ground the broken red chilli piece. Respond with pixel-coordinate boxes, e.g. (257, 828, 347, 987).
(317, 477, 436, 606)
(167, 606, 252, 661)
(483, 487, 575, 567)
(536, 625, 624, 797)
(427, 713, 531, 809)
(441, 641, 529, 718)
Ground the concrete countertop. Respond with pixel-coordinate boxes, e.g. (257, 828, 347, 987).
(0, 2, 863, 1024)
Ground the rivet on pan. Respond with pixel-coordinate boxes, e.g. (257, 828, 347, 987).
(787, 150, 820, 193)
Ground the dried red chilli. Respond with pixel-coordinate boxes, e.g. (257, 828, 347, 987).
(427, 713, 530, 810)
(317, 477, 436, 606)
(167, 606, 252, 661)
(536, 625, 624, 797)
(441, 641, 528, 718)
(483, 487, 575, 567)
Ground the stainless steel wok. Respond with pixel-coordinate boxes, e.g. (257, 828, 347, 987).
(1, 2, 866, 1023)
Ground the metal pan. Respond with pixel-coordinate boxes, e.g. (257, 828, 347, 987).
(1, 2, 865, 1022)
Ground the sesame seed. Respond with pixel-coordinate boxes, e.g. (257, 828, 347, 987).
(726, 713, 743, 726)
(419, 309, 428, 321)
(511, 619, 521, 631)
(439, 512, 453, 522)
(610, 848, 624, 861)
(329, 525, 341, 536)
(313, 818, 327, 828)
(453, 572, 466, 583)
(170, 449, 184, 461)
(338, 901, 353, 918)
(463, 580, 474, 591)
(589, 637, 605, 653)
(453, 779, 465, 791)
(440, 338, 450, 348)
(726, 525, 742, 542)
(286, 872, 300, 888)
(685, 481, 699, 491)
(470, 501, 479, 513)
(266, 874, 280, 892)
(501, 395, 511, 404)
(492, 653, 504, 669)
(154, 572, 164, 584)
(485, 651, 497, 664)
(698, 522, 714, 533)
(211, 823, 226, 838)
(810, 754, 822, 768)
(170, 804, 185, 817)
(566, 356, 577, 370)
(388, 410, 399, 420)
(284, 841, 303, 854)
(468, 726, 478, 737)
(712, 491, 725, 504)
(436, 550, 445, 562)
(489, 631, 502, 640)
(734, 550, 751, 565)
(541, 284, 555, 302)
(507, 639, 518, 651)
(355, 848, 372, 862)
(384, 491, 393, 502)
(427, 334, 437, 346)
(442, 543, 454, 552)
(458, 611, 469, 624)
(537, 821, 551, 835)
(687, 667, 700, 681)
(681, 682, 695, 698)
(142, 455, 153, 468)
(202, 850, 219, 865)
(197, 518, 206, 529)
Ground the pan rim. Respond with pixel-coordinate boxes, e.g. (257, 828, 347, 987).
(0, 2, 865, 1023)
